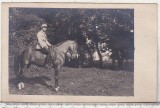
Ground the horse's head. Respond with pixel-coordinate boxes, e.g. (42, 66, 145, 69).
(67, 41, 78, 59)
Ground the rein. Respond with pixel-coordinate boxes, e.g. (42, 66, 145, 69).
(53, 40, 77, 59)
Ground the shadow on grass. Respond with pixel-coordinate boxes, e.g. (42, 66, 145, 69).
(9, 75, 53, 90)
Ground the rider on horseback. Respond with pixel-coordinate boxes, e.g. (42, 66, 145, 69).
(36, 23, 54, 68)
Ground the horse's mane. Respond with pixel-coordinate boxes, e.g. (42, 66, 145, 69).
(55, 40, 74, 47)
(55, 40, 68, 47)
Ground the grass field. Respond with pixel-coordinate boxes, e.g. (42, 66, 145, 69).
(9, 56, 134, 96)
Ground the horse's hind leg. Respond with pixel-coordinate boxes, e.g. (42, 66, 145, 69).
(17, 67, 26, 90)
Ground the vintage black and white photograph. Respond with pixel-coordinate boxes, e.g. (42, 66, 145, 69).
(8, 7, 135, 96)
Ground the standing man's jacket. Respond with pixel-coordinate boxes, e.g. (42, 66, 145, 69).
(36, 30, 51, 49)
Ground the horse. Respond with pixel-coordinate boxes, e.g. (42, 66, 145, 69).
(14, 40, 78, 92)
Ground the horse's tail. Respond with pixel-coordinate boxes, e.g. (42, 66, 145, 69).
(14, 51, 21, 77)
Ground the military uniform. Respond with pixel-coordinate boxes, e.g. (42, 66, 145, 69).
(36, 23, 53, 68)
(36, 30, 51, 49)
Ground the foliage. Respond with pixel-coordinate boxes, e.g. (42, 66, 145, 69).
(9, 8, 134, 63)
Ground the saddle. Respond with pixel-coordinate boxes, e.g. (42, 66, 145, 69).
(34, 46, 57, 63)
(35, 48, 47, 54)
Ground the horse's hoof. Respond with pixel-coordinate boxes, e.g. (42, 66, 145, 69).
(17, 83, 22, 90)
(55, 87, 60, 92)
(17, 82, 25, 90)
(21, 82, 25, 88)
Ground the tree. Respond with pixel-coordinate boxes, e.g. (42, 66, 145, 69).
(9, 8, 134, 68)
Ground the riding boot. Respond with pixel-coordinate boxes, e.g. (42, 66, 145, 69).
(45, 47, 52, 69)
(45, 55, 51, 69)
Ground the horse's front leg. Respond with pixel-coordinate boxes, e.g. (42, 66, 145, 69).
(54, 65, 61, 92)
